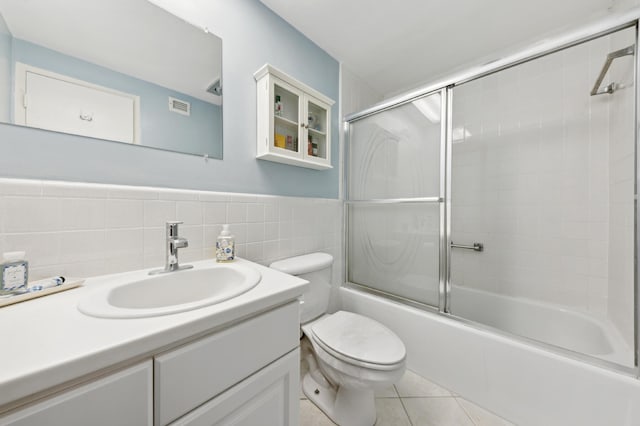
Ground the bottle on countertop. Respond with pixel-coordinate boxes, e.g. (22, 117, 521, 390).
(1, 251, 28, 294)
(216, 224, 235, 262)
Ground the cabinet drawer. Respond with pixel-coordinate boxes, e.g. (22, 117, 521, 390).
(170, 349, 299, 426)
(154, 301, 299, 426)
(0, 361, 152, 426)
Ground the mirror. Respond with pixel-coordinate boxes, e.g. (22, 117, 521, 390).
(0, 0, 222, 158)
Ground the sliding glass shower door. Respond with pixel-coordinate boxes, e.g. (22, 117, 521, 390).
(346, 91, 445, 307)
(448, 26, 636, 367)
(345, 24, 637, 370)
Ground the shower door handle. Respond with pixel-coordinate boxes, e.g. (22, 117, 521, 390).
(451, 242, 484, 252)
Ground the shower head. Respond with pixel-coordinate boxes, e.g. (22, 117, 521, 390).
(590, 45, 634, 96)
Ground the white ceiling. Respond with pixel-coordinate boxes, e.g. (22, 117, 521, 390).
(260, 0, 623, 97)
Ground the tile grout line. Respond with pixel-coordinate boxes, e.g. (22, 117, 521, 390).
(454, 396, 479, 426)
(394, 385, 415, 426)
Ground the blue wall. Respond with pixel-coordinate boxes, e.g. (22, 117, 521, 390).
(11, 38, 222, 158)
(0, 0, 340, 198)
(0, 13, 10, 122)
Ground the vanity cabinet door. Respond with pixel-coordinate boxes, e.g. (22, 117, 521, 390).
(154, 301, 299, 426)
(0, 361, 152, 426)
(169, 349, 299, 426)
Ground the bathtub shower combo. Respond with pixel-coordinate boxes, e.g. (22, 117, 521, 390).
(344, 13, 640, 425)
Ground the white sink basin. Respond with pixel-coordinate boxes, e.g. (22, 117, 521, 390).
(78, 263, 261, 318)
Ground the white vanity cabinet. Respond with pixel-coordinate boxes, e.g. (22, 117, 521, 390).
(0, 361, 153, 426)
(254, 64, 334, 170)
(155, 301, 300, 425)
(0, 302, 301, 426)
(169, 349, 299, 426)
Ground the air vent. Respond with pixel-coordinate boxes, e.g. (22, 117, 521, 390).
(169, 97, 190, 116)
(206, 79, 222, 96)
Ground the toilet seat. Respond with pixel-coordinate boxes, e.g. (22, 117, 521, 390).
(309, 311, 406, 371)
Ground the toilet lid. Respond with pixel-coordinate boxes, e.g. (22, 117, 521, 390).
(269, 252, 333, 275)
(311, 311, 406, 365)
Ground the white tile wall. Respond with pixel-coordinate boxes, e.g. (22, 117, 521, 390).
(341, 66, 383, 117)
(339, 65, 384, 200)
(612, 0, 640, 11)
(0, 178, 343, 291)
(450, 26, 635, 336)
(607, 28, 636, 348)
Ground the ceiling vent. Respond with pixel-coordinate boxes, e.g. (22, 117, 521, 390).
(169, 97, 190, 116)
(206, 78, 222, 96)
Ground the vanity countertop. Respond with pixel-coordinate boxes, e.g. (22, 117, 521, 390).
(0, 258, 307, 412)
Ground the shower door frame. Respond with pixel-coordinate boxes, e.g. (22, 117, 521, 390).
(344, 11, 640, 376)
(343, 87, 448, 312)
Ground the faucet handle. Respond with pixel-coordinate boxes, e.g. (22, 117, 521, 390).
(166, 221, 183, 236)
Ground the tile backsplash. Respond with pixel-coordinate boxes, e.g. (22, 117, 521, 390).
(0, 179, 343, 287)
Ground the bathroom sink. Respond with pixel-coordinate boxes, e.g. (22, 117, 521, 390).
(78, 263, 261, 318)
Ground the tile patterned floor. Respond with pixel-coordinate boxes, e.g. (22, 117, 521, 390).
(299, 351, 514, 426)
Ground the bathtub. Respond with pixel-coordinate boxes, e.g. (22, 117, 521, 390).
(450, 285, 632, 366)
(340, 286, 640, 425)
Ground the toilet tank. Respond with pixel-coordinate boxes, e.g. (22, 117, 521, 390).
(270, 253, 333, 324)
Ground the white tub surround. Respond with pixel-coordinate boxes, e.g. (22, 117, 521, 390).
(0, 258, 307, 418)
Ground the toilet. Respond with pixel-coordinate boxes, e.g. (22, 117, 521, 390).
(270, 253, 406, 426)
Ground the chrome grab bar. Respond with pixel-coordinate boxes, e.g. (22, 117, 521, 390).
(451, 242, 484, 252)
(346, 197, 443, 205)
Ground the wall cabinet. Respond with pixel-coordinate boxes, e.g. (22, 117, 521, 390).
(254, 64, 334, 170)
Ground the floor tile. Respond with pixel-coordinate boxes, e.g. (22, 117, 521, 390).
(297, 358, 509, 426)
(457, 398, 514, 426)
(374, 384, 398, 398)
(395, 369, 452, 397)
(374, 398, 411, 426)
(300, 354, 309, 399)
(299, 399, 336, 426)
(402, 397, 474, 426)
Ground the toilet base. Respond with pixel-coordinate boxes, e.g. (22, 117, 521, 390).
(302, 371, 376, 426)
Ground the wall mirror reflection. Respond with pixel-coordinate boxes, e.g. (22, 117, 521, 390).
(0, 0, 223, 158)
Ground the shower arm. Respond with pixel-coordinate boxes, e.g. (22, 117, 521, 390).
(590, 44, 635, 96)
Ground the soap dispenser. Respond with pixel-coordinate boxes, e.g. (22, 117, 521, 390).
(216, 224, 235, 262)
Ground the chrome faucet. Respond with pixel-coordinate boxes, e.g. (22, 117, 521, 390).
(149, 221, 193, 275)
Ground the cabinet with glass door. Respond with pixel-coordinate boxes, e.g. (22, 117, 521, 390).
(254, 64, 333, 170)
